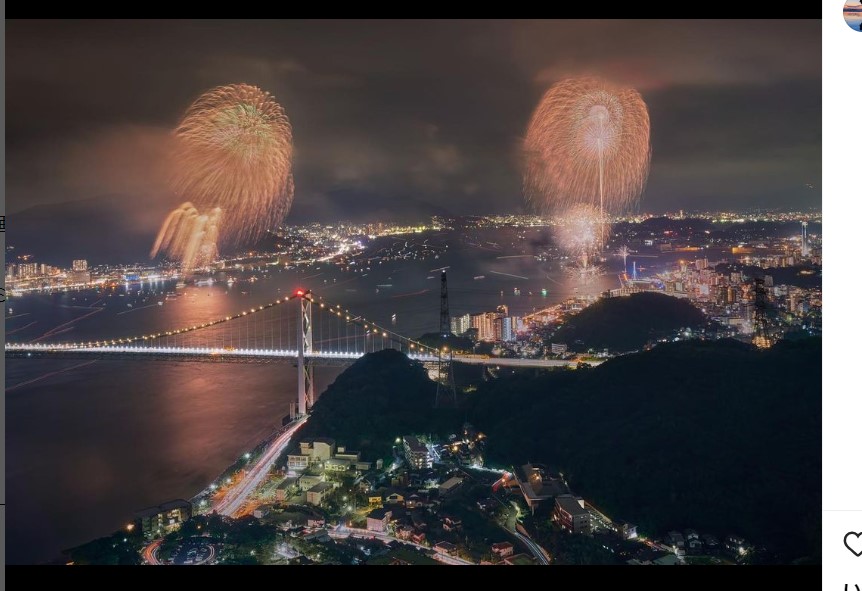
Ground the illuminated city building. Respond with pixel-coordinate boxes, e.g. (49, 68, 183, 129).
(552, 495, 590, 534)
(134, 499, 192, 539)
(450, 313, 471, 336)
(402, 436, 431, 469)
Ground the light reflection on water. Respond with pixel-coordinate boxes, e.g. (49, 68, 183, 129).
(6, 230, 719, 563)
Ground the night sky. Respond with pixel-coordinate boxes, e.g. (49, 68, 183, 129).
(7, 20, 821, 229)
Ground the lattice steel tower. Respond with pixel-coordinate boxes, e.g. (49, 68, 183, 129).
(436, 270, 456, 406)
(440, 270, 451, 337)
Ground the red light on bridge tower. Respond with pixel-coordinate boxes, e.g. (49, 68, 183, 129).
(295, 289, 305, 297)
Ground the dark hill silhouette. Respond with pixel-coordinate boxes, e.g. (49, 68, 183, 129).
(553, 292, 707, 353)
(298, 338, 819, 562)
(463, 338, 821, 563)
(296, 349, 455, 462)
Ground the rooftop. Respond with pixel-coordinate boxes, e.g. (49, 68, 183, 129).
(515, 463, 570, 501)
(403, 436, 428, 453)
(504, 554, 536, 566)
(555, 495, 588, 516)
(308, 482, 335, 494)
(368, 508, 392, 520)
(440, 476, 463, 490)
(277, 477, 299, 490)
(134, 499, 191, 519)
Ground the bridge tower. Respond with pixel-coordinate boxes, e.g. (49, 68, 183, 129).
(440, 270, 451, 337)
(296, 291, 314, 417)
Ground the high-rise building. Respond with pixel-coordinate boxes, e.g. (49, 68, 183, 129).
(467, 311, 509, 341)
(402, 436, 431, 470)
(500, 317, 514, 342)
(72, 259, 88, 272)
(801, 222, 809, 258)
(450, 313, 471, 336)
(18, 262, 38, 278)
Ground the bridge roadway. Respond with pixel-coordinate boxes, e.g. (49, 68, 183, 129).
(5, 343, 598, 368)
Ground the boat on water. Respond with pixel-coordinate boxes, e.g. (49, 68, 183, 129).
(427, 276, 434, 279)
(474, 275, 485, 280)
(376, 284, 393, 288)
(176, 281, 186, 289)
(157, 301, 164, 306)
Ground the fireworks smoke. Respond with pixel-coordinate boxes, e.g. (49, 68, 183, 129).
(524, 77, 651, 224)
(152, 84, 294, 270)
(554, 204, 605, 263)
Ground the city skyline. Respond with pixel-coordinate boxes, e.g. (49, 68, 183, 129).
(5, 19, 823, 568)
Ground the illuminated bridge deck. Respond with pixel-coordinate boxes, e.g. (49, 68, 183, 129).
(4, 343, 595, 368)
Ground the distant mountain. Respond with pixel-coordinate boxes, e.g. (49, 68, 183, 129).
(8, 189, 453, 266)
(553, 292, 707, 353)
(8, 196, 158, 266)
(464, 338, 822, 563)
(287, 188, 452, 224)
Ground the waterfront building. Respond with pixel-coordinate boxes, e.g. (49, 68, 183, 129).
(134, 499, 192, 539)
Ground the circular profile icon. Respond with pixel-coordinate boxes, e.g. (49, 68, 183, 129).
(845, 0, 862, 30)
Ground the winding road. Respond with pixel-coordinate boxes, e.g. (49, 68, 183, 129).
(328, 525, 474, 565)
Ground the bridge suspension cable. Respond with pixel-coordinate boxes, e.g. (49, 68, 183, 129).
(12, 290, 440, 358)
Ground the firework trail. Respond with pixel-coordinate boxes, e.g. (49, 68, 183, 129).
(524, 77, 650, 247)
(152, 84, 294, 271)
(151, 202, 222, 271)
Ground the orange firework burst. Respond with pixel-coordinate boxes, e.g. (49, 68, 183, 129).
(152, 84, 294, 270)
(524, 77, 650, 221)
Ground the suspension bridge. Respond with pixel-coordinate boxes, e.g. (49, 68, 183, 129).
(6, 288, 584, 416)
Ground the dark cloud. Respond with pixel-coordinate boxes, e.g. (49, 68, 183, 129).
(7, 19, 821, 232)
